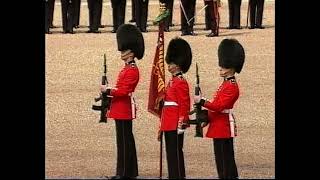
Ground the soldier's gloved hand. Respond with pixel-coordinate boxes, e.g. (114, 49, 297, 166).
(100, 85, 111, 95)
(194, 94, 202, 104)
(177, 119, 186, 135)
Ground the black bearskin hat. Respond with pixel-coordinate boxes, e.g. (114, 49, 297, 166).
(165, 37, 192, 73)
(218, 38, 245, 73)
(116, 24, 145, 60)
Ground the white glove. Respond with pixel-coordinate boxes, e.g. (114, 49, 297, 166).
(194, 95, 202, 104)
(177, 119, 186, 134)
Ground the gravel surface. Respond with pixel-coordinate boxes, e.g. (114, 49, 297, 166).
(46, 1, 274, 179)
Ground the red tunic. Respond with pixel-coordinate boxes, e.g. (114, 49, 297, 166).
(107, 63, 139, 120)
(160, 75, 191, 131)
(203, 78, 239, 138)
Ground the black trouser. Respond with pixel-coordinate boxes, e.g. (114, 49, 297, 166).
(61, 0, 74, 32)
(135, 0, 149, 32)
(48, 0, 55, 26)
(163, 0, 174, 29)
(249, 0, 264, 27)
(180, 0, 196, 33)
(131, 0, 136, 21)
(115, 120, 138, 178)
(87, 0, 101, 31)
(97, 0, 103, 26)
(213, 138, 238, 179)
(204, 0, 212, 29)
(164, 130, 186, 179)
(205, 0, 219, 34)
(45, 1, 50, 32)
(73, 0, 81, 27)
(228, 0, 242, 28)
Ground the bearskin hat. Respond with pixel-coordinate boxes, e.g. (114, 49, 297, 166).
(218, 38, 245, 73)
(116, 24, 145, 60)
(165, 37, 192, 73)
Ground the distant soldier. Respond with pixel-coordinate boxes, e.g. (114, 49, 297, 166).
(73, 0, 81, 28)
(48, 0, 56, 28)
(61, 0, 75, 34)
(160, 37, 192, 179)
(194, 38, 245, 179)
(87, 0, 102, 33)
(249, 0, 265, 29)
(180, 0, 197, 36)
(111, 0, 127, 33)
(100, 24, 144, 179)
(228, 0, 242, 29)
(135, 0, 149, 32)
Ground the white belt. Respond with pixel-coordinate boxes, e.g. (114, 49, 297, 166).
(164, 101, 178, 106)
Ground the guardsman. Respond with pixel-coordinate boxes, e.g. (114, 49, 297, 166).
(135, 0, 149, 32)
(61, 0, 75, 33)
(180, 0, 197, 36)
(160, 37, 192, 179)
(111, 0, 127, 33)
(249, 0, 265, 29)
(194, 38, 245, 179)
(228, 0, 242, 29)
(205, 0, 220, 37)
(100, 24, 144, 179)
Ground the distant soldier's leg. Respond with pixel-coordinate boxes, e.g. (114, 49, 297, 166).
(61, 0, 68, 32)
(48, 0, 56, 27)
(87, 0, 93, 31)
(66, 0, 74, 32)
(140, 0, 148, 32)
(249, 0, 257, 28)
(228, 0, 234, 28)
(130, 0, 136, 22)
(45, 1, 50, 33)
(135, 0, 142, 31)
(168, 0, 174, 26)
(204, 0, 212, 30)
(119, 0, 127, 27)
(97, 0, 103, 27)
(256, 0, 265, 28)
(233, 0, 242, 28)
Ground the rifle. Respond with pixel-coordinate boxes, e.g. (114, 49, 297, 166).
(92, 54, 111, 123)
(188, 63, 208, 137)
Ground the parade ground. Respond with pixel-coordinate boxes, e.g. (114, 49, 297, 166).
(45, 0, 275, 178)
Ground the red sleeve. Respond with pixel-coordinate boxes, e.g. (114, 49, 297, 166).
(110, 68, 139, 97)
(203, 85, 238, 112)
(176, 80, 190, 123)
